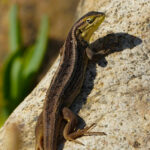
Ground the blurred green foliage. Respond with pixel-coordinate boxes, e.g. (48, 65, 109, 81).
(1, 4, 49, 126)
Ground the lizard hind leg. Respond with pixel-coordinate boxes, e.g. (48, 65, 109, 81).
(35, 112, 44, 150)
(62, 107, 106, 146)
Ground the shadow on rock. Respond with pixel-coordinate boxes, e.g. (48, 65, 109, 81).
(59, 32, 142, 150)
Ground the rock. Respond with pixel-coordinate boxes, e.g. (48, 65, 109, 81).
(0, 0, 150, 149)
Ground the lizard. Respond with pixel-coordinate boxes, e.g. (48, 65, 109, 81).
(35, 11, 106, 150)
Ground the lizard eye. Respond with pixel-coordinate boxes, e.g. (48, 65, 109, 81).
(86, 18, 93, 24)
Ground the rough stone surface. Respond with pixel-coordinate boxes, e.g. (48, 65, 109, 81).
(0, 0, 150, 149)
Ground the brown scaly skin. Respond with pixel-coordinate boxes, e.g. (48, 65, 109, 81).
(35, 11, 105, 150)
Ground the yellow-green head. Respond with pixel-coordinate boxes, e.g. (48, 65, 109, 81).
(76, 11, 105, 42)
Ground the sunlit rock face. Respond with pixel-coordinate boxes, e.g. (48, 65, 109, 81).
(0, 0, 150, 149)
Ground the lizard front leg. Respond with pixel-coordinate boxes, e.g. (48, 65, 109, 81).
(86, 47, 109, 60)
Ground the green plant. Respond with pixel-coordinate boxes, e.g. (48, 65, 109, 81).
(1, 4, 49, 125)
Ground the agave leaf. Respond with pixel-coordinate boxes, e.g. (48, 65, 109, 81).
(22, 45, 35, 72)
(20, 45, 35, 96)
(2, 51, 22, 102)
(22, 15, 49, 79)
(10, 56, 22, 104)
(0, 108, 8, 127)
(9, 4, 22, 52)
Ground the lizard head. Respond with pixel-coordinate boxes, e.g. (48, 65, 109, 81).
(76, 11, 105, 42)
